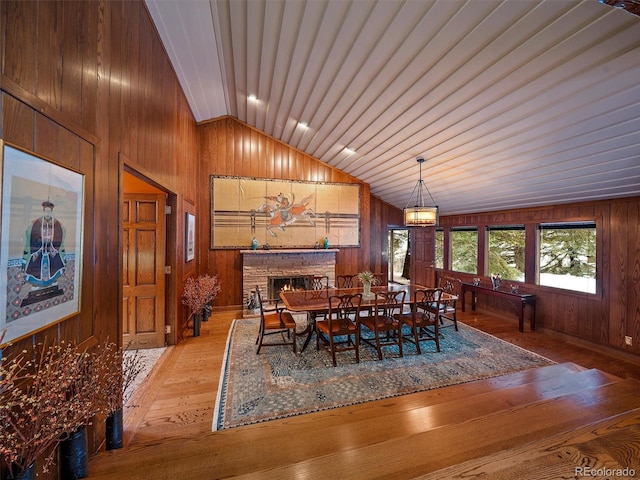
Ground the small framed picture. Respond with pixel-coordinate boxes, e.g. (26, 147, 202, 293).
(0, 141, 84, 346)
(185, 212, 195, 262)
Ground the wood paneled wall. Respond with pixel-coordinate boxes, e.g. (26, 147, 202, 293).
(197, 117, 403, 307)
(436, 198, 640, 358)
(1, 0, 198, 473)
(6, 0, 637, 473)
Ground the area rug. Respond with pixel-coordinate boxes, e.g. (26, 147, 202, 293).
(213, 318, 554, 430)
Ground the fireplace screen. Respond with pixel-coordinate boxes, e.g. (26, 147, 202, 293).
(268, 275, 313, 302)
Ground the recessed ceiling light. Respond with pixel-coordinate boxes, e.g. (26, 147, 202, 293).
(344, 147, 356, 155)
(248, 94, 257, 102)
(298, 121, 308, 129)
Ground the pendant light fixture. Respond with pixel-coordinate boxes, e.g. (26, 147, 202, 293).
(403, 156, 439, 227)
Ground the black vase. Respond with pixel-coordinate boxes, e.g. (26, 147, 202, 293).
(193, 313, 201, 337)
(60, 426, 88, 479)
(106, 408, 124, 450)
(202, 307, 210, 322)
(11, 462, 35, 480)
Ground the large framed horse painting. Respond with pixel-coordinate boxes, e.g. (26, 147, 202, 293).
(210, 176, 360, 249)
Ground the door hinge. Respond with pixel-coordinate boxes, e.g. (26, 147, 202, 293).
(165, 205, 171, 215)
(165, 266, 171, 274)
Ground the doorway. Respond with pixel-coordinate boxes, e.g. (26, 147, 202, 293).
(122, 171, 171, 349)
(388, 229, 410, 284)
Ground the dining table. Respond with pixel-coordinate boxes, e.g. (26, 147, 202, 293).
(279, 283, 457, 351)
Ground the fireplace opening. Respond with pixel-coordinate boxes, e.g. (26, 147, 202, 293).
(268, 275, 313, 302)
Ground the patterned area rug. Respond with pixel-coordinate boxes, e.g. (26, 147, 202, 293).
(213, 318, 554, 430)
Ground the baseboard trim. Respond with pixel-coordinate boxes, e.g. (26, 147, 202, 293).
(539, 326, 640, 368)
(470, 306, 640, 368)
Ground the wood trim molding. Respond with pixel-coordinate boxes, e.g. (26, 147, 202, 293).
(1, 75, 99, 145)
(120, 152, 176, 194)
(540, 325, 640, 368)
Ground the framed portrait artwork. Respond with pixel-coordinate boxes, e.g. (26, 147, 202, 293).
(185, 212, 195, 262)
(0, 141, 85, 346)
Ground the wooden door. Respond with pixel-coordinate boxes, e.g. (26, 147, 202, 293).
(411, 227, 436, 287)
(122, 194, 167, 349)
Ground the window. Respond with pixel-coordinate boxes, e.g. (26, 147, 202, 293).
(451, 228, 477, 274)
(487, 225, 525, 281)
(538, 222, 596, 294)
(435, 228, 444, 269)
(388, 229, 409, 284)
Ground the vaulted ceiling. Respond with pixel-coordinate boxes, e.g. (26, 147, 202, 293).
(146, 0, 640, 216)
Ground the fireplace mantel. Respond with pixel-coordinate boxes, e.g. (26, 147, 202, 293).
(241, 249, 340, 255)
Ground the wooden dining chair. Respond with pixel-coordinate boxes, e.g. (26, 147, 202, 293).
(336, 274, 356, 288)
(307, 275, 330, 328)
(316, 293, 362, 366)
(255, 286, 297, 354)
(309, 275, 329, 290)
(359, 290, 405, 360)
(395, 288, 443, 354)
(438, 276, 460, 331)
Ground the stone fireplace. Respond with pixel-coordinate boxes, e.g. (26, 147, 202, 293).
(241, 249, 338, 307)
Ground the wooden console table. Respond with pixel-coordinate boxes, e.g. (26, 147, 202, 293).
(461, 283, 536, 332)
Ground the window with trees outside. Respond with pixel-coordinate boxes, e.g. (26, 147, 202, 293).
(487, 225, 525, 281)
(435, 228, 444, 269)
(538, 222, 596, 294)
(451, 228, 477, 274)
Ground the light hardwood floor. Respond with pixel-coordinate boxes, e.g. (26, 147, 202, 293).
(87, 308, 640, 479)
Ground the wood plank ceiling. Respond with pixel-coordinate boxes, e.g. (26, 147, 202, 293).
(146, 0, 640, 216)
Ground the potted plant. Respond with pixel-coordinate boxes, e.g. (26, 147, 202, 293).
(357, 271, 379, 297)
(0, 340, 101, 480)
(182, 274, 221, 335)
